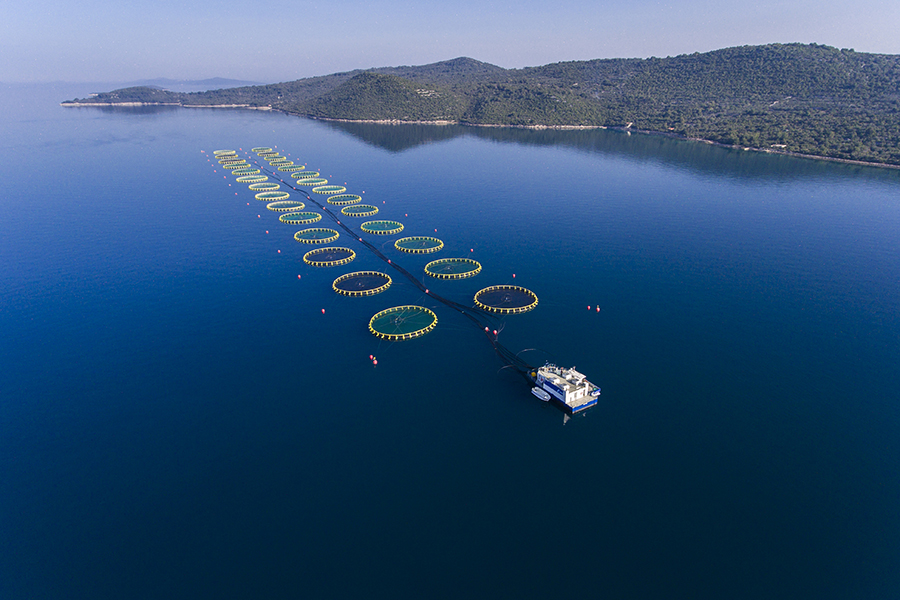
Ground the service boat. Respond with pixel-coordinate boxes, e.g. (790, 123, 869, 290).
(530, 362, 601, 414)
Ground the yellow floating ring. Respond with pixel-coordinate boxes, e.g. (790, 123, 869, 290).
(255, 191, 290, 201)
(279, 211, 321, 225)
(303, 247, 356, 267)
(424, 258, 482, 280)
(473, 285, 539, 314)
(292, 171, 320, 179)
(237, 175, 268, 183)
(279, 165, 305, 172)
(394, 236, 444, 254)
(251, 147, 273, 153)
(214, 149, 236, 156)
(249, 182, 280, 191)
(295, 178, 328, 186)
(368, 305, 438, 341)
(270, 160, 293, 166)
(232, 168, 260, 176)
(222, 163, 248, 169)
(267, 200, 305, 212)
(294, 228, 339, 244)
(332, 271, 392, 297)
(327, 194, 362, 206)
(341, 204, 378, 217)
(360, 220, 404, 236)
(312, 185, 346, 195)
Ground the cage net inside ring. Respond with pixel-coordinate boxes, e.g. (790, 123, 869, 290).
(424, 258, 482, 279)
(473, 285, 539, 314)
(303, 247, 356, 267)
(327, 194, 362, 206)
(360, 220, 404, 235)
(279, 211, 321, 225)
(332, 271, 392, 296)
(294, 228, 339, 244)
(394, 236, 444, 254)
(368, 305, 437, 341)
(313, 185, 346, 195)
(266, 200, 305, 212)
(341, 204, 378, 217)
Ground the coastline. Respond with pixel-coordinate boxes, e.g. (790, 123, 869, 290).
(60, 101, 900, 170)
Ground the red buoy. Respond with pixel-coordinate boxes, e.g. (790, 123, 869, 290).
(298, 275, 302, 279)
(321, 308, 326, 314)
(373, 359, 378, 365)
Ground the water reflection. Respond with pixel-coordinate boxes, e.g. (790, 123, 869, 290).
(319, 119, 900, 183)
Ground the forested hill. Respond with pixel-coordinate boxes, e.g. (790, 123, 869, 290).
(64, 45, 900, 165)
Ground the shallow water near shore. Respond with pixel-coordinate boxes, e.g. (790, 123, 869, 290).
(1, 83, 899, 599)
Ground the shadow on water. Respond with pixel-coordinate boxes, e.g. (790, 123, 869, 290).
(319, 119, 900, 183)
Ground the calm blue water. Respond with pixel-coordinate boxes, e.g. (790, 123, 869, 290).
(2, 83, 899, 599)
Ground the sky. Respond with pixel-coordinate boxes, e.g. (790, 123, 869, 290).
(2, 0, 899, 83)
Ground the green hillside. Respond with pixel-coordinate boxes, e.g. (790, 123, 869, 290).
(65, 45, 900, 165)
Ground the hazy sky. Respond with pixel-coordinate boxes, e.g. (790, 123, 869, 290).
(3, 0, 899, 83)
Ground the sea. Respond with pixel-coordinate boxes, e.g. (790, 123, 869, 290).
(1, 83, 898, 599)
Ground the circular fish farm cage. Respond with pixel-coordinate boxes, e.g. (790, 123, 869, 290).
(341, 204, 378, 217)
(303, 247, 356, 267)
(332, 271, 392, 297)
(360, 220, 404, 236)
(270, 160, 293, 167)
(214, 150, 236, 156)
(266, 200, 305, 212)
(292, 171, 320, 179)
(368, 306, 437, 341)
(327, 194, 362, 206)
(279, 211, 321, 225)
(294, 228, 339, 244)
(257, 152, 279, 158)
(222, 162, 248, 169)
(251, 147, 272, 153)
(219, 158, 246, 165)
(394, 236, 444, 254)
(295, 178, 328, 186)
(248, 182, 279, 191)
(424, 258, 482, 280)
(312, 185, 346, 195)
(473, 285, 539, 314)
(279, 165, 305, 172)
(232, 168, 260, 176)
(255, 191, 291, 202)
(237, 175, 268, 183)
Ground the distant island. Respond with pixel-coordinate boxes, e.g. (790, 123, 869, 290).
(63, 44, 900, 166)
